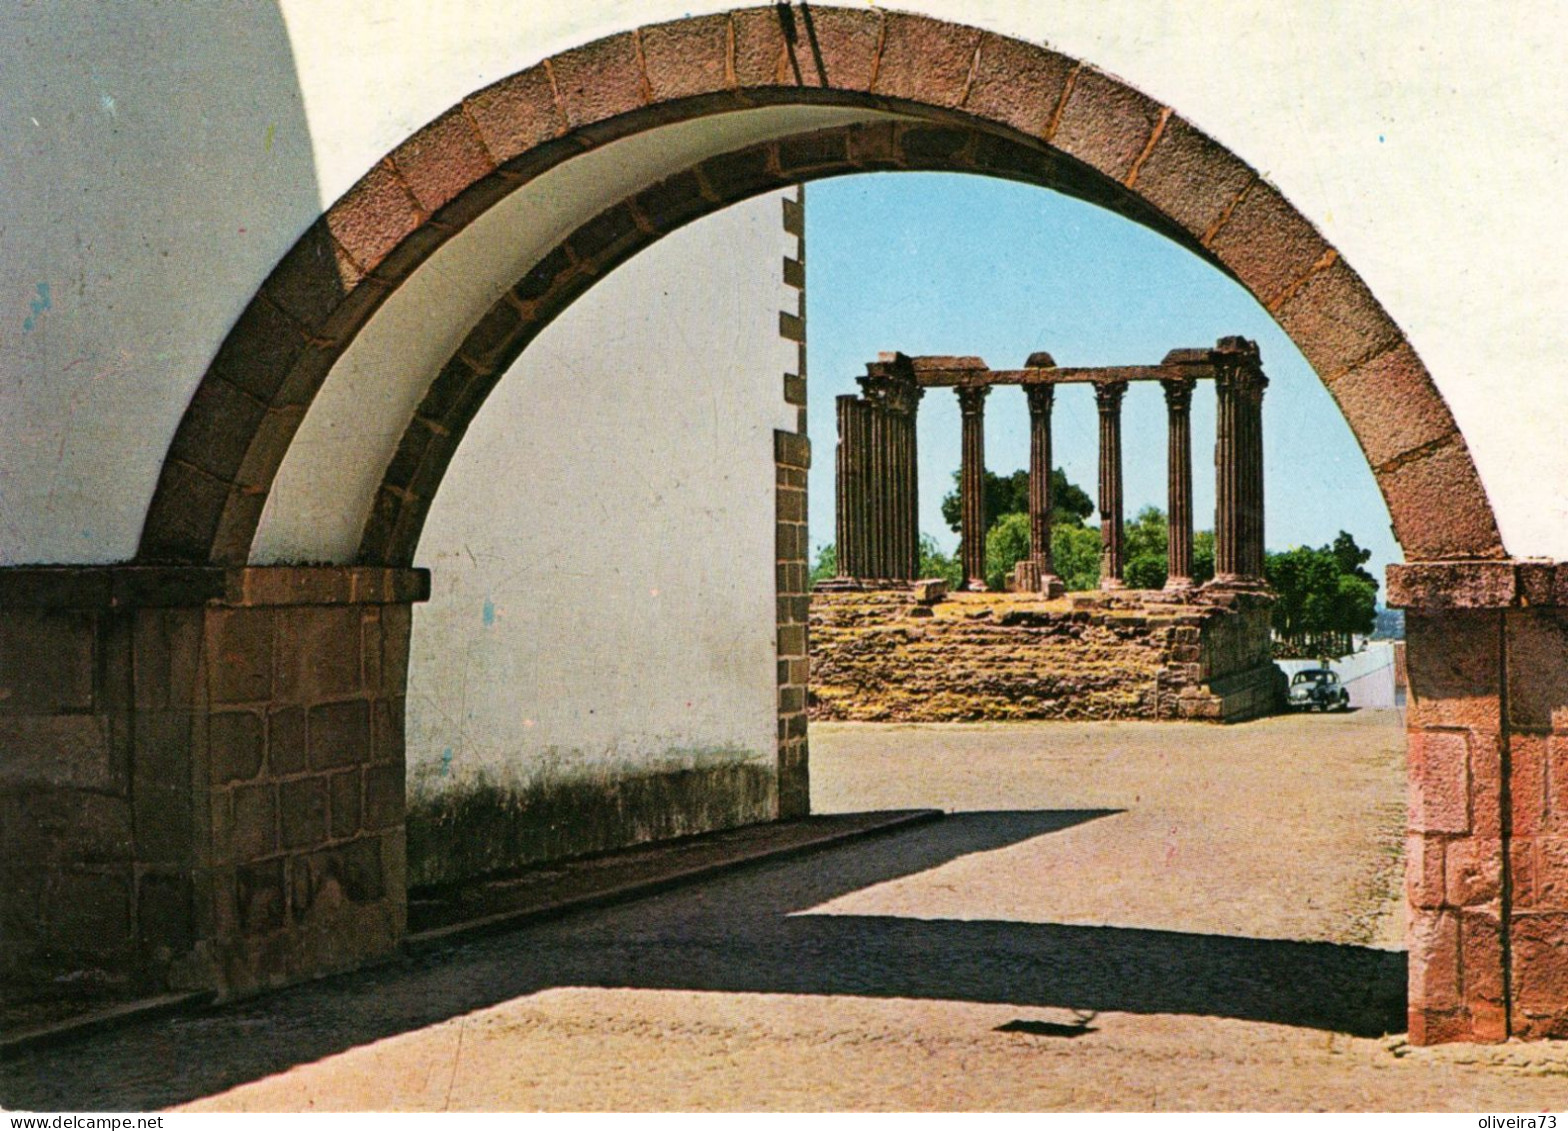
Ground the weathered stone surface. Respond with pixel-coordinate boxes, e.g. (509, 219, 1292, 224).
(363, 763, 404, 832)
(138, 872, 194, 954)
(0, 609, 96, 713)
(1050, 67, 1164, 183)
(1507, 609, 1568, 732)
(324, 162, 422, 275)
(1444, 836, 1502, 907)
(235, 859, 285, 934)
(268, 706, 308, 775)
(1408, 730, 1472, 835)
(1207, 181, 1328, 309)
(1275, 258, 1401, 377)
(0, 715, 115, 790)
(280, 776, 329, 850)
(465, 65, 564, 165)
(1403, 610, 1502, 733)
(232, 783, 278, 862)
(209, 710, 265, 785)
(549, 32, 647, 130)
(1132, 114, 1254, 240)
(1387, 562, 1516, 610)
(389, 109, 496, 215)
(1380, 440, 1504, 562)
(873, 13, 981, 108)
(308, 700, 372, 771)
(206, 609, 273, 705)
(1407, 834, 1445, 910)
(1408, 908, 1461, 1013)
(329, 770, 363, 841)
(274, 605, 364, 704)
(1512, 732, 1549, 838)
(640, 13, 732, 102)
(1513, 912, 1568, 1037)
(962, 32, 1073, 140)
(809, 590, 1277, 723)
(47, 871, 133, 950)
(1326, 343, 1457, 470)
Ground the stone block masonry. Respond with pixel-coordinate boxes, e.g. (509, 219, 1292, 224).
(0, 566, 425, 1003)
(809, 589, 1280, 724)
(1390, 560, 1568, 1042)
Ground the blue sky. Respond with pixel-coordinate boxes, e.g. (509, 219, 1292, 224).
(804, 172, 1400, 596)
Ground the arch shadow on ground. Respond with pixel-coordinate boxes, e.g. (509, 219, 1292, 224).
(1, 810, 1406, 1111)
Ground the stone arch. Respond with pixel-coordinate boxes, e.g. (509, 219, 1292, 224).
(136, 4, 1501, 568)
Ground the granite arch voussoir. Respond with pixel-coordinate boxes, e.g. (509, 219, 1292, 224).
(137, 3, 1502, 568)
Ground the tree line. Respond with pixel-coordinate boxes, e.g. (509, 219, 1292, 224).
(811, 466, 1380, 657)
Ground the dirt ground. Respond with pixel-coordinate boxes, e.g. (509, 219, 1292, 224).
(10, 709, 1568, 1111)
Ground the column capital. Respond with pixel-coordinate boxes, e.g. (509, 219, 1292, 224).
(858, 371, 923, 417)
(956, 384, 991, 416)
(1161, 374, 1196, 412)
(1093, 378, 1128, 412)
(1212, 334, 1261, 361)
(1024, 382, 1056, 415)
(1211, 337, 1268, 400)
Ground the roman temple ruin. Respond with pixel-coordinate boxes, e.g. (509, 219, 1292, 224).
(810, 338, 1284, 723)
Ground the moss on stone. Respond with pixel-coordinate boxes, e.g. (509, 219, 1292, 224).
(406, 749, 775, 890)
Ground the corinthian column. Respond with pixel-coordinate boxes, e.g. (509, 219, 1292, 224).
(1241, 360, 1268, 582)
(834, 395, 855, 580)
(1095, 380, 1128, 590)
(833, 395, 869, 582)
(956, 384, 991, 591)
(888, 379, 924, 581)
(1025, 383, 1064, 596)
(868, 394, 886, 582)
(1211, 337, 1267, 586)
(1162, 376, 1196, 590)
(860, 361, 924, 585)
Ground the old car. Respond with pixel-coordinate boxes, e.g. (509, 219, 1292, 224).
(1288, 667, 1351, 711)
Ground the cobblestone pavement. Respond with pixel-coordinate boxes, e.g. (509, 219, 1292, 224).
(7, 710, 1568, 1111)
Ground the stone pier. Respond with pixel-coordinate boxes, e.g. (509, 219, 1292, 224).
(0, 566, 425, 1001)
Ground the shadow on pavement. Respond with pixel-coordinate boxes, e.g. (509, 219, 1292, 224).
(0, 809, 1406, 1111)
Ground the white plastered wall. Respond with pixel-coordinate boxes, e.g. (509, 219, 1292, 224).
(251, 106, 881, 562)
(399, 190, 797, 814)
(0, 2, 1564, 565)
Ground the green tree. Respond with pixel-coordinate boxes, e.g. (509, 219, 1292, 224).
(974, 504, 1221, 595)
(1123, 506, 1170, 589)
(1264, 530, 1379, 656)
(940, 467, 1092, 534)
(1053, 523, 1102, 592)
(917, 533, 963, 588)
(1332, 530, 1376, 585)
(1192, 529, 1216, 586)
(809, 542, 837, 586)
(984, 512, 1033, 591)
(1330, 573, 1379, 641)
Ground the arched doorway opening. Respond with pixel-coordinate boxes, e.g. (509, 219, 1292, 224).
(131, 8, 1517, 1043)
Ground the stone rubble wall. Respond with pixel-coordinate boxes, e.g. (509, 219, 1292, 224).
(809, 589, 1281, 724)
